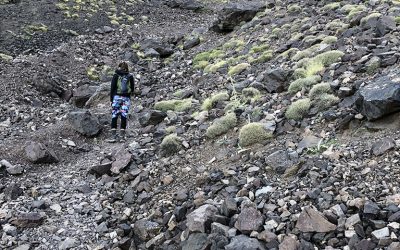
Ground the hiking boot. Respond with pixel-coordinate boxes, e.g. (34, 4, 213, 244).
(119, 129, 126, 142)
(106, 129, 118, 143)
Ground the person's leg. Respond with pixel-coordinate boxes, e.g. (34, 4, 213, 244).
(119, 97, 131, 141)
(108, 96, 120, 142)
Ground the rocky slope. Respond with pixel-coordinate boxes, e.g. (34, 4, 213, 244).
(2, 0, 400, 249)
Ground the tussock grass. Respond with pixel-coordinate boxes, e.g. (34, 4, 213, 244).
(239, 123, 273, 147)
(285, 98, 311, 120)
(206, 112, 237, 138)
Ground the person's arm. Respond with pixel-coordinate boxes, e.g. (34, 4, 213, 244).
(110, 74, 117, 102)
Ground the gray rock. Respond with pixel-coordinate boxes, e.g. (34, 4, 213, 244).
(364, 200, 380, 216)
(6, 165, 23, 175)
(256, 68, 290, 93)
(234, 202, 264, 234)
(4, 183, 23, 200)
(71, 84, 98, 108)
(346, 214, 361, 228)
(187, 204, 218, 233)
(145, 233, 165, 248)
(32, 200, 46, 209)
(89, 162, 112, 176)
(133, 219, 161, 241)
(144, 48, 160, 58)
(371, 138, 396, 156)
(371, 227, 389, 239)
(67, 109, 101, 137)
(13, 244, 31, 250)
(298, 135, 321, 150)
(0, 159, 13, 168)
(211, 3, 266, 32)
(84, 83, 110, 108)
(225, 235, 266, 250)
(96, 222, 108, 234)
(183, 36, 201, 50)
(181, 233, 208, 250)
(139, 110, 167, 127)
(167, 0, 203, 11)
(141, 39, 174, 58)
(356, 74, 400, 120)
(265, 150, 293, 174)
(211, 222, 230, 237)
(59, 237, 78, 250)
(376, 16, 396, 37)
(25, 142, 59, 164)
(221, 197, 238, 217)
(111, 149, 132, 174)
(296, 207, 336, 233)
(10, 213, 44, 228)
(279, 236, 300, 250)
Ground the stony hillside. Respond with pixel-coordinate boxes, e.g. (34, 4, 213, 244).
(2, 0, 400, 249)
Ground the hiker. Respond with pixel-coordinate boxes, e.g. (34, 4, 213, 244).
(108, 62, 135, 142)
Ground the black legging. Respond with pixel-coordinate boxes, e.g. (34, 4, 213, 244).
(111, 116, 127, 129)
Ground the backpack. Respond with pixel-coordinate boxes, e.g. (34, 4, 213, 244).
(117, 74, 131, 95)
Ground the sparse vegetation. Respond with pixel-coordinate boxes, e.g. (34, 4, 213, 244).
(202, 92, 230, 111)
(360, 13, 382, 26)
(154, 99, 192, 112)
(193, 49, 224, 68)
(312, 50, 345, 66)
(160, 134, 181, 156)
(239, 123, 272, 147)
(309, 82, 332, 100)
(288, 75, 322, 94)
(285, 98, 311, 120)
(87, 66, 99, 80)
(313, 93, 340, 111)
(205, 60, 227, 73)
(0, 53, 13, 62)
(242, 87, 261, 102)
(323, 2, 341, 11)
(228, 63, 250, 76)
(322, 36, 338, 44)
(206, 112, 237, 138)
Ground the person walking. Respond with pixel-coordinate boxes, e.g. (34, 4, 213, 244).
(107, 62, 134, 142)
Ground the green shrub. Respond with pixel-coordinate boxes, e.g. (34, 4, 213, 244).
(288, 75, 322, 94)
(154, 98, 192, 112)
(87, 66, 99, 80)
(242, 87, 261, 102)
(251, 50, 273, 63)
(313, 94, 339, 111)
(206, 112, 237, 138)
(323, 2, 341, 11)
(360, 13, 382, 25)
(322, 36, 338, 44)
(0, 53, 13, 62)
(250, 44, 269, 54)
(228, 63, 250, 76)
(325, 20, 349, 31)
(239, 123, 272, 147)
(288, 4, 301, 13)
(165, 126, 176, 134)
(194, 61, 209, 69)
(223, 39, 245, 50)
(304, 61, 325, 77)
(312, 50, 345, 66)
(202, 92, 230, 111)
(193, 49, 224, 68)
(395, 16, 400, 24)
(205, 60, 227, 73)
(285, 98, 311, 120)
(160, 134, 181, 156)
(309, 82, 332, 100)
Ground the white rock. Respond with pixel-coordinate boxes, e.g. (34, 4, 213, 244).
(371, 227, 389, 239)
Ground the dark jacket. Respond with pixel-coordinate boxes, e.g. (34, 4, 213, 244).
(110, 69, 135, 102)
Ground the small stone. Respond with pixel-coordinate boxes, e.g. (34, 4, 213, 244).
(96, 222, 108, 234)
(221, 197, 238, 217)
(13, 244, 31, 250)
(10, 213, 44, 228)
(346, 214, 361, 228)
(32, 200, 46, 209)
(162, 175, 174, 185)
(133, 219, 161, 241)
(59, 237, 78, 250)
(372, 227, 389, 239)
(296, 207, 336, 233)
(371, 138, 396, 156)
(50, 204, 62, 213)
(234, 202, 264, 234)
(187, 204, 218, 233)
(364, 200, 380, 216)
(25, 141, 59, 164)
(6, 165, 24, 175)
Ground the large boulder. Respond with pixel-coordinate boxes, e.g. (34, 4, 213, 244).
(225, 235, 266, 250)
(139, 110, 167, 127)
(210, 3, 266, 32)
(356, 74, 400, 121)
(84, 83, 110, 108)
(67, 110, 101, 137)
(256, 68, 291, 93)
(234, 202, 264, 234)
(186, 204, 218, 233)
(25, 142, 59, 164)
(141, 39, 174, 58)
(296, 206, 336, 233)
(70, 84, 98, 108)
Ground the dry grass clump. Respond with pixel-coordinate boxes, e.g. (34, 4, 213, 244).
(313, 94, 339, 111)
(228, 63, 250, 76)
(239, 123, 273, 147)
(205, 112, 237, 138)
(288, 75, 322, 94)
(202, 92, 230, 111)
(309, 83, 332, 100)
(160, 134, 181, 156)
(154, 99, 192, 112)
(285, 98, 311, 120)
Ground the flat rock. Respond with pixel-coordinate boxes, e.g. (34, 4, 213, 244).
(225, 235, 266, 250)
(265, 150, 293, 174)
(296, 207, 336, 233)
(59, 237, 78, 250)
(111, 149, 132, 174)
(89, 162, 112, 176)
(181, 233, 208, 250)
(67, 109, 101, 137)
(13, 244, 31, 250)
(25, 141, 59, 164)
(356, 73, 400, 120)
(372, 227, 389, 239)
(6, 165, 23, 175)
(234, 202, 264, 234)
(139, 110, 167, 127)
(371, 138, 396, 156)
(10, 213, 44, 228)
(4, 183, 23, 200)
(279, 236, 300, 250)
(187, 204, 218, 233)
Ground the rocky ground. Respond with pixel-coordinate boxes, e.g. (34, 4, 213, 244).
(2, 0, 400, 249)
